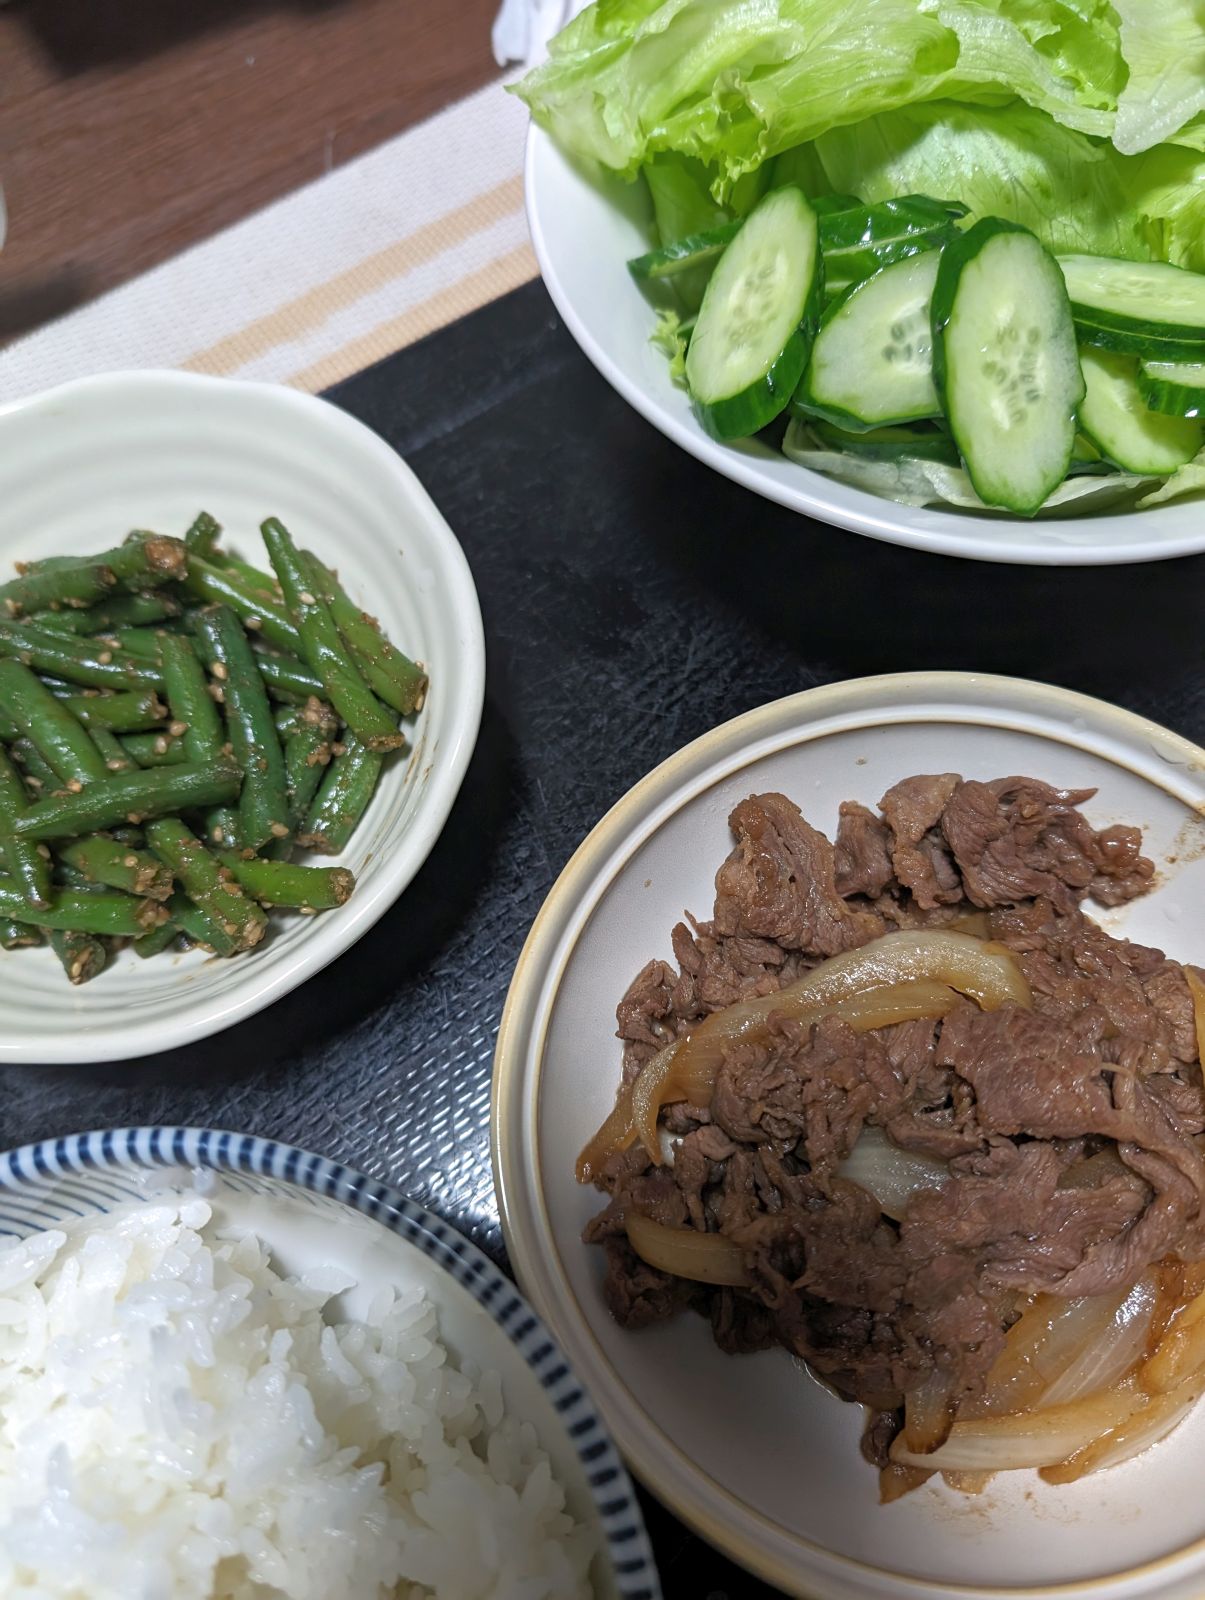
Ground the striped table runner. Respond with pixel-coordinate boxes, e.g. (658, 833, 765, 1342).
(0, 79, 536, 403)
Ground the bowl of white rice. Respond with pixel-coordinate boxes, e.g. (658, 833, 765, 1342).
(0, 1127, 660, 1600)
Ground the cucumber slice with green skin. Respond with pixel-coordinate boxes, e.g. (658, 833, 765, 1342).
(1058, 255, 1205, 353)
(932, 217, 1083, 517)
(794, 250, 942, 431)
(628, 223, 741, 282)
(686, 186, 822, 441)
(1078, 347, 1204, 473)
(1066, 432, 1117, 476)
(1138, 358, 1205, 419)
(819, 196, 959, 297)
(808, 418, 960, 464)
(1070, 316, 1205, 365)
(810, 194, 862, 216)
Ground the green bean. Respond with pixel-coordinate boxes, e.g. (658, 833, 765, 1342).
(57, 690, 167, 732)
(285, 725, 332, 826)
(28, 593, 182, 637)
(168, 892, 239, 957)
(55, 862, 104, 892)
(0, 745, 52, 908)
(47, 927, 107, 984)
(261, 520, 403, 751)
(0, 536, 187, 618)
(0, 878, 164, 935)
(88, 726, 136, 773)
(146, 818, 267, 951)
(298, 734, 382, 854)
(217, 851, 353, 910)
(0, 919, 41, 949)
(0, 620, 162, 689)
(58, 835, 174, 900)
(191, 607, 289, 850)
(159, 634, 223, 761)
(97, 627, 167, 661)
(213, 550, 281, 597)
(133, 917, 181, 958)
(12, 760, 242, 841)
(254, 650, 325, 701)
(155, 628, 236, 841)
(121, 732, 187, 768)
(0, 659, 111, 786)
(9, 737, 61, 796)
(303, 550, 427, 716)
(184, 511, 222, 559)
(183, 555, 301, 653)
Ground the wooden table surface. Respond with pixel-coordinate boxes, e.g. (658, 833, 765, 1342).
(0, 0, 499, 344)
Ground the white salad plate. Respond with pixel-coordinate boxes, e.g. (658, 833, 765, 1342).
(0, 371, 485, 1064)
(525, 126, 1205, 568)
(0, 1127, 660, 1599)
(493, 671, 1205, 1600)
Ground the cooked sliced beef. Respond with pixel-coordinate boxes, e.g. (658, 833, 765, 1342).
(711, 1015, 900, 1167)
(834, 801, 896, 899)
(714, 793, 886, 955)
(600, 1236, 697, 1329)
(990, 900, 1198, 1068)
(588, 775, 1200, 1463)
(879, 773, 964, 909)
(942, 776, 1154, 911)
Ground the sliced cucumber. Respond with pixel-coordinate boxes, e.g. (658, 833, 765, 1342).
(1059, 255, 1205, 360)
(794, 250, 942, 431)
(1138, 358, 1205, 420)
(1078, 347, 1203, 474)
(933, 218, 1083, 516)
(810, 194, 863, 216)
(685, 186, 822, 441)
(807, 418, 959, 464)
(1067, 432, 1116, 476)
(628, 224, 741, 282)
(819, 195, 959, 297)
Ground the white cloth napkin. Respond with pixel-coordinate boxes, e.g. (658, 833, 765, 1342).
(492, 0, 592, 67)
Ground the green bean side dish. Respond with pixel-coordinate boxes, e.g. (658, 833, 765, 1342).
(0, 513, 428, 984)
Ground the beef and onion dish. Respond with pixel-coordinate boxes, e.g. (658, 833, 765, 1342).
(578, 776, 1205, 1497)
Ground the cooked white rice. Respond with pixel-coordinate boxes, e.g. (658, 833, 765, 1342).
(0, 1196, 595, 1599)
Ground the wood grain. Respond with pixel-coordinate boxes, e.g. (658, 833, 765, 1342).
(0, 0, 499, 341)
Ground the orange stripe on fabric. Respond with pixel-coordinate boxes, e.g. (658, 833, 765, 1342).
(182, 172, 527, 377)
(285, 241, 537, 393)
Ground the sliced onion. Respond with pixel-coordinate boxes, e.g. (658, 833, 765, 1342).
(838, 1126, 949, 1222)
(941, 1470, 992, 1495)
(1040, 1375, 1205, 1485)
(791, 930, 1031, 1012)
(576, 1080, 637, 1184)
(1186, 967, 1205, 1067)
(903, 1366, 956, 1453)
(890, 1388, 1140, 1472)
(964, 1280, 1151, 1420)
(625, 1213, 749, 1287)
(1041, 1275, 1157, 1406)
(1140, 1282, 1205, 1395)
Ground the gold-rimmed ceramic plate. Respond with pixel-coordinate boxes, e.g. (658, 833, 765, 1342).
(493, 672, 1205, 1600)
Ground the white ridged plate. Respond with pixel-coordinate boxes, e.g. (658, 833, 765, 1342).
(0, 371, 484, 1063)
(494, 672, 1205, 1599)
(525, 126, 1205, 566)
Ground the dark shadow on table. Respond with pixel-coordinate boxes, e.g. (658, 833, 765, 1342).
(618, 417, 1205, 730)
(0, 268, 93, 344)
(8, 0, 352, 74)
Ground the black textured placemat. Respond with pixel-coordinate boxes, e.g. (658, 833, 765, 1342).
(3, 279, 1202, 1598)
